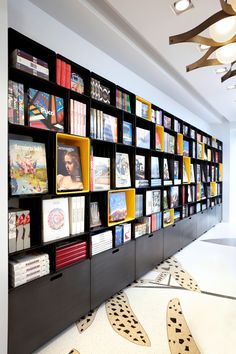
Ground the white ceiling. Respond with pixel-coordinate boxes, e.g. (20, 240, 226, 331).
(30, 0, 236, 123)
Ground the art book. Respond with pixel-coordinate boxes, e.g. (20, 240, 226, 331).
(183, 140, 189, 156)
(123, 121, 132, 145)
(90, 202, 101, 228)
(92, 156, 110, 191)
(151, 156, 160, 179)
(170, 186, 179, 208)
(57, 143, 83, 192)
(109, 192, 127, 222)
(28, 88, 64, 132)
(42, 198, 69, 242)
(9, 139, 48, 195)
(135, 155, 145, 180)
(163, 158, 170, 180)
(116, 152, 131, 188)
(103, 114, 117, 142)
(136, 127, 150, 149)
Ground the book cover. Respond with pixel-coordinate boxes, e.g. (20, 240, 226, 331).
(183, 140, 189, 156)
(123, 223, 131, 242)
(156, 129, 162, 151)
(170, 186, 179, 208)
(109, 192, 127, 222)
(164, 115, 172, 129)
(163, 190, 169, 210)
(151, 156, 160, 179)
(183, 125, 188, 136)
(163, 210, 171, 226)
(123, 121, 132, 145)
(163, 158, 170, 180)
(57, 143, 83, 192)
(71, 72, 84, 94)
(103, 114, 117, 143)
(174, 160, 179, 180)
(136, 127, 150, 149)
(183, 161, 188, 183)
(90, 202, 102, 228)
(114, 225, 123, 247)
(92, 156, 110, 191)
(135, 155, 145, 180)
(152, 190, 161, 213)
(116, 152, 131, 188)
(28, 88, 64, 132)
(42, 198, 69, 242)
(9, 139, 48, 195)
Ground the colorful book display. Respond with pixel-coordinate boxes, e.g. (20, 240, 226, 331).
(9, 139, 48, 196)
(28, 88, 64, 132)
(8, 80, 24, 125)
(109, 191, 127, 222)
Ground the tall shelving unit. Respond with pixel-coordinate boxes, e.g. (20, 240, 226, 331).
(7, 28, 223, 354)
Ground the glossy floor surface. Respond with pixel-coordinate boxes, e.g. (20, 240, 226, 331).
(34, 222, 236, 354)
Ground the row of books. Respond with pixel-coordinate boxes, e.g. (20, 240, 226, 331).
(10, 49, 49, 80)
(9, 252, 50, 288)
(56, 58, 85, 94)
(55, 240, 87, 271)
(8, 80, 24, 125)
(42, 196, 85, 243)
(135, 216, 151, 238)
(90, 78, 110, 104)
(164, 132, 175, 154)
(116, 89, 131, 113)
(151, 109, 162, 125)
(69, 99, 86, 136)
(114, 223, 131, 247)
(90, 108, 117, 142)
(8, 209, 30, 253)
(91, 230, 113, 256)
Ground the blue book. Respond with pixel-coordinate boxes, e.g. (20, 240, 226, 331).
(114, 225, 123, 247)
(183, 140, 189, 156)
(123, 121, 132, 145)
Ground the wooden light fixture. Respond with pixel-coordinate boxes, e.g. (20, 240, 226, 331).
(169, 0, 236, 82)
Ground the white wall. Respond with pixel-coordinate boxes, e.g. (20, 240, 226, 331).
(0, 0, 8, 353)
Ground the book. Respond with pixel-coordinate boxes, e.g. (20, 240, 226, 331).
(71, 72, 84, 94)
(151, 156, 160, 179)
(163, 210, 171, 226)
(114, 225, 123, 247)
(57, 143, 83, 191)
(135, 194, 143, 217)
(170, 186, 179, 208)
(174, 160, 179, 180)
(136, 127, 150, 149)
(135, 155, 148, 187)
(163, 158, 170, 180)
(183, 140, 189, 156)
(116, 152, 131, 188)
(92, 156, 110, 191)
(9, 139, 48, 195)
(183, 124, 188, 136)
(123, 223, 131, 242)
(42, 198, 70, 242)
(183, 161, 189, 183)
(109, 192, 127, 222)
(123, 121, 132, 145)
(163, 190, 169, 210)
(103, 114, 117, 143)
(90, 202, 102, 228)
(163, 115, 172, 129)
(28, 88, 64, 132)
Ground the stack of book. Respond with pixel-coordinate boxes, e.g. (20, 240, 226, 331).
(70, 99, 86, 136)
(8, 80, 24, 125)
(135, 217, 151, 238)
(90, 108, 117, 142)
(151, 212, 162, 232)
(68, 196, 85, 235)
(91, 230, 113, 256)
(10, 49, 49, 80)
(9, 252, 50, 288)
(55, 241, 87, 270)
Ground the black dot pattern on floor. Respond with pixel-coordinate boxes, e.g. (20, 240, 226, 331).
(167, 298, 201, 354)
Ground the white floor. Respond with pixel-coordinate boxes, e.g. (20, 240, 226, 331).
(34, 222, 236, 354)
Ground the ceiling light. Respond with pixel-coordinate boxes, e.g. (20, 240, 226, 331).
(215, 66, 228, 74)
(209, 16, 236, 43)
(227, 84, 236, 89)
(169, 0, 236, 82)
(198, 44, 210, 52)
(171, 0, 193, 15)
(216, 43, 236, 64)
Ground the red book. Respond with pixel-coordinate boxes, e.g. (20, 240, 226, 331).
(65, 63, 71, 89)
(56, 241, 87, 255)
(56, 254, 87, 270)
(56, 246, 87, 260)
(56, 58, 62, 85)
(61, 60, 67, 87)
(56, 249, 87, 263)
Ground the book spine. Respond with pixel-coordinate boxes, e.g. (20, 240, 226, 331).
(8, 80, 14, 124)
(18, 83, 24, 125)
(65, 63, 71, 89)
(56, 58, 62, 85)
(61, 61, 67, 87)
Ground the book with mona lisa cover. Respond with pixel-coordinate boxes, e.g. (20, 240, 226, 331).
(57, 143, 83, 191)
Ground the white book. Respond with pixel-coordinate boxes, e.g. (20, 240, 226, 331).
(146, 191, 152, 215)
(123, 223, 131, 242)
(42, 198, 69, 242)
(69, 197, 77, 235)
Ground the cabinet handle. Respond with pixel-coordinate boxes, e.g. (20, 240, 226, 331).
(148, 233, 154, 238)
(172, 224, 176, 227)
(50, 273, 62, 281)
(189, 217, 192, 220)
(112, 248, 119, 254)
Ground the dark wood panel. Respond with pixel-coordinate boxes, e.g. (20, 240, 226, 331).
(91, 241, 135, 309)
(8, 260, 90, 354)
(135, 230, 163, 279)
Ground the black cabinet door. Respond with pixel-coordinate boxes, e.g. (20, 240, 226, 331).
(91, 240, 135, 309)
(163, 222, 182, 260)
(196, 210, 208, 237)
(135, 230, 163, 279)
(181, 215, 197, 248)
(208, 207, 217, 229)
(216, 204, 222, 223)
(8, 260, 91, 354)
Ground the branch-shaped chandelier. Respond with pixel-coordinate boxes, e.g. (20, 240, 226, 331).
(169, 0, 236, 82)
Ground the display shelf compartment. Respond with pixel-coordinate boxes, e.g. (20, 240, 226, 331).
(107, 188, 135, 227)
(56, 133, 90, 194)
